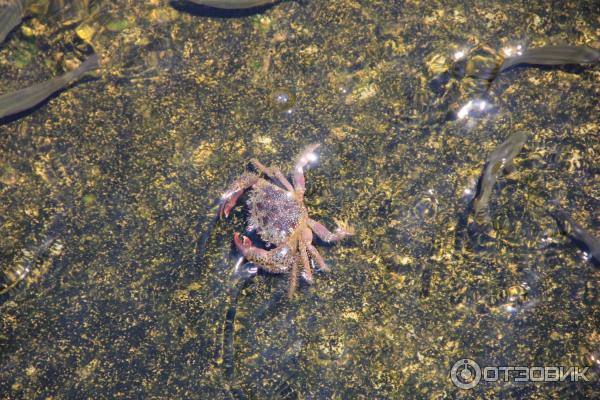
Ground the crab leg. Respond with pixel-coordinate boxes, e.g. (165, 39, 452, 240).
(308, 218, 353, 243)
(287, 256, 299, 298)
(292, 144, 320, 192)
(233, 233, 289, 273)
(250, 158, 294, 191)
(219, 172, 259, 218)
(307, 244, 331, 272)
(298, 240, 313, 283)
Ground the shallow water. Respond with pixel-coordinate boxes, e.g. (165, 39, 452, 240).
(1, 0, 599, 398)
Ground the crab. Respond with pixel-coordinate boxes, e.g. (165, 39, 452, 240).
(219, 144, 353, 297)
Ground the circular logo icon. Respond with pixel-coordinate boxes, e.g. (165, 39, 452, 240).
(451, 358, 481, 389)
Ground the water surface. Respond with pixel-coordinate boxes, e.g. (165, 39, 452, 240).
(1, 0, 599, 398)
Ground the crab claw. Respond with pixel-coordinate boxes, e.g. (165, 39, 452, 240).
(233, 232, 253, 256)
(219, 173, 260, 218)
(219, 189, 243, 218)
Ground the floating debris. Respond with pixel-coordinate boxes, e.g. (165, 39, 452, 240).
(0, 53, 99, 120)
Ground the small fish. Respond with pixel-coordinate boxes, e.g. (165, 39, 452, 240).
(0, 0, 27, 45)
(0, 236, 56, 295)
(0, 53, 99, 120)
(553, 210, 600, 263)
(500, 45, 600, 72)
(472, 131, 528, 224)
(183, 0, 281, 9)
